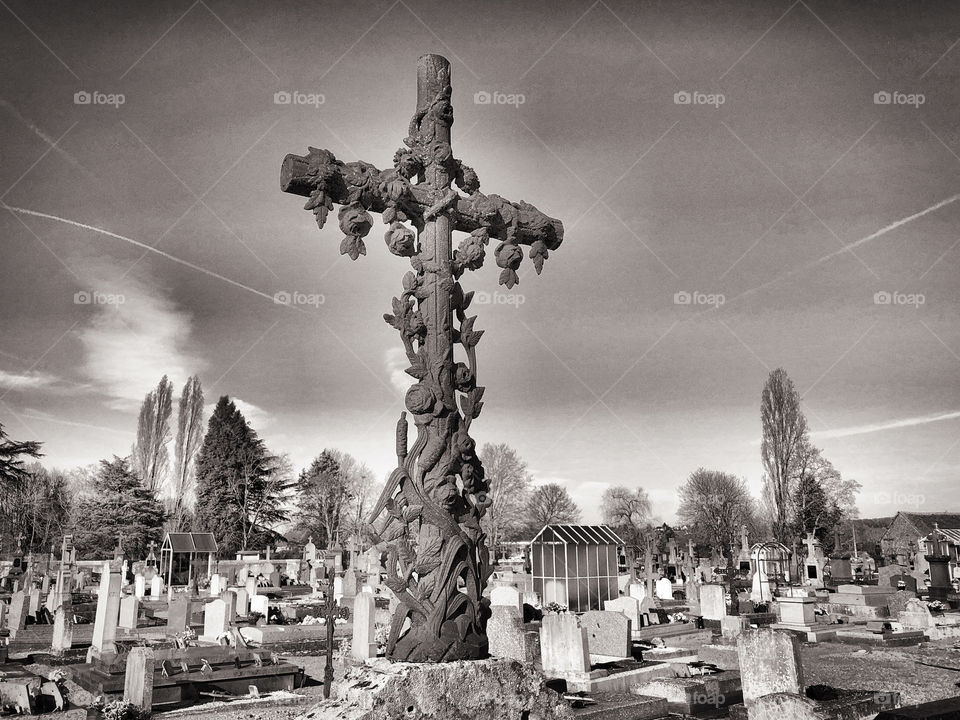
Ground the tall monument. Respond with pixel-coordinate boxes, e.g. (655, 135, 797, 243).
(281, 54, 563, 661)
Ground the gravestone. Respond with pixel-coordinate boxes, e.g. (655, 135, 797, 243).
(123, 647, 155, 711)
(28, 587, 42, 616)
(118, 595, 139, 630)
(52, 602, 74, 652)
(540, 613, 589, 681)
(220, 590, 237, 621)
(269, 571, 281, 588)
(581, 610, 630, 658)
(209, 574, 222, 596)
(89, 565, 123, 659)
(898, 598, 938, 639)
(333, 575, 344, 602)
(303, 537, 317, 563)
(543, 580, 567, 606)
(603, 596, 641, 630)
(655, 577, 674, 600)
(150, 576, 163, 599)
(134, 574, 146, 599)
(351, 591, 377, 660)
(232, 587, 249, 616)
(487, 605, 527, 662)
(490, 584, 523, 613)
(250, 594, 269, 617)
(700, 584, 726, 621)
(203, 598, 230, 639)
(7, 590, 29, 638)
(167, 597, 191, 634)
(777, 596, 816, 628)
(736, 629, 804, 707)
(245, 577, 257, 598)
(891, 574, 918, 593)
(628, 582, 646, 601)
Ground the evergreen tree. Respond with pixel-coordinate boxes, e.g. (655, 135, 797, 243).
(294, 450, 349, 548)
(71, 456, 165, 558)
(193, 396, 290, 554)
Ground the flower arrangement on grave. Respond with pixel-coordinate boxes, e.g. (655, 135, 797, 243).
(542, 602, 568, 615)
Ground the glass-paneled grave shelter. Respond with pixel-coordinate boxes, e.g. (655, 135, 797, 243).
(530, 524, 624, 612)
(159, 532, 217, 588)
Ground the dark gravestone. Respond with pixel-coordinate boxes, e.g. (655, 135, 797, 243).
(876, 696, 960, 720)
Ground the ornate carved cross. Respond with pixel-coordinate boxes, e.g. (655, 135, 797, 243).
(281, 54, 563, 662)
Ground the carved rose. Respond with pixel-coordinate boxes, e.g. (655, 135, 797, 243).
(384, 222, 416, 257)
(455, 230, 488, 272)
(338, 204, 373, 238)
(454, 362, 474, 391)
(405, 383, 436, 415)
(393, 148, 423, 180)
(495, 242, 522, 270)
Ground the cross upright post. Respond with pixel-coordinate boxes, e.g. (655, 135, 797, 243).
(281, 54, 563, 662)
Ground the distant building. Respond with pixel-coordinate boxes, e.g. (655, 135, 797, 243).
(880, 512, 960, 572)
(529, 524, 623, 612)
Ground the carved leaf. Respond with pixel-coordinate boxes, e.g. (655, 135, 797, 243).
(382, 522, 407, 542)
(459, 316, 484, 350)
(417, 572, 438, 598)
(405, 357, 427, 380)
(462, 290, 474, 311)
(530, 240, 549, 275)
(499, 267, 519, 289)
(413, 536, 443, 575)
(340, 235, 367, 261)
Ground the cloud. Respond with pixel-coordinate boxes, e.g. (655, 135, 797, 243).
(230, 397, 273, 429)
(75, 259, 204, 409)
(811, 410, 960, 440)
(385, 347, 415, 397)
(0, 369, 59, 390)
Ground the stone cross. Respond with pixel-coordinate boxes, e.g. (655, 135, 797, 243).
(281, 54, 562, 663)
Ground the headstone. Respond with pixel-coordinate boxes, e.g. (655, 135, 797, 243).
(123, 647, 155, 711)
(209, 574, 222, 596)
(52, 602, 74, 652)
(245, 577, 258, 598)
(232, 587, 249, 616)
(540, 612, 589, 680)
(543, 579, 567, 606)
(487, 605, 527, 662)
(134, 574, 146, 599)
(700, 584, 726, 621)
(655, 577, 674, 600)
(7, 591, 29, 638)
(333, 575, 344, 602)
(90, 566, 123, 657)
(581, 610, 630, 658)
(203, 598, 229, 639)
(627, 582, 646, 601)
(250, 594, 269, 617)
(118, 595, 139, 630)
(269, 571, 281, 588)
(490, 584, 523, 613)
(167, 597, 191, 634)
(303, 537, 318, 562)
(351, 591, 377, 660)
(603, 596, 641, 630)
(150, 576, 163, 599)
(898, 598, 939, 639)
(736, 629, 804, 707)
(28, 587, 42, 616)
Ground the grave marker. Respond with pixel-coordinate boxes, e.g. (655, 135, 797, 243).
(736, 629, 804, 707)
(540, 613, 590, 681)
(118, 594, 139, 630)
(487, 605, 527, 662)
(123, 647, 155, 711)
(89, 565, 122, 659)
(351, 591, 377, 660)
(581, 610, 630, 658)
(490, 584, 523, 613)
(603, 595, 641, 630)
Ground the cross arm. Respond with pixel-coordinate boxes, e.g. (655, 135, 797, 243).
(281, 147, 563, 252)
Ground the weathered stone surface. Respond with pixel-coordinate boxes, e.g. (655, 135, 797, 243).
(604, 596, 641, 630)
(701, 584, 726, 621)
(540, 612, 590, 679)
(582, 610, 630, 658)
(736, 629, 804, 707)
(487, 606, 527, 662)
(490, 584, 522, 613)
(352, 592, 377, 661)
(123, 647, 155, 710)
(748, 692, 825, 720)
(297, 658, 572, 720)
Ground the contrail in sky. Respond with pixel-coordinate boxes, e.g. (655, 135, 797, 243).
(702, 193, 960, 313)
(2, 203, 283, 306)
(811, 410, 960, 440)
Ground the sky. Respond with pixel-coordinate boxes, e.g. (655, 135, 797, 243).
(1, 0, 958, 526)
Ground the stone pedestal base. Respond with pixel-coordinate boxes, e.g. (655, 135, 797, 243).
(297, 658, 572, 720)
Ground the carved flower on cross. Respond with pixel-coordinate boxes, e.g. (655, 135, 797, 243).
(455, 161, 480, 195)
(454, 362, 474, 392)
(495, 241, 523, 288)
(393, 148, 423, 180)
(338, 204, 373, 261)
(384, 222, 417, 257)
(454, 229, 488, 273)
(405, 383, 437, 416)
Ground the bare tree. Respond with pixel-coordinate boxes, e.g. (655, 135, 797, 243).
(677, 468, 754, 561)
(479, 443, 532, 558)
(170, 375, 204, 530)
(132, 375, 174, 493)
(601, 485, 652, 550)
(526, 483, 581, 534)
(760, 368, 808, 542)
